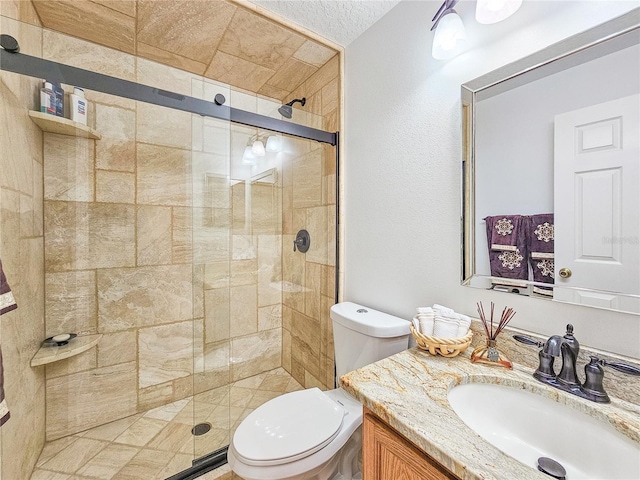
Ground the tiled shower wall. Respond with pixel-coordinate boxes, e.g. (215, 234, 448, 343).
(281, 56, 339, 391)
(0, 14, 46, 480)
(40, 30, 289, 441)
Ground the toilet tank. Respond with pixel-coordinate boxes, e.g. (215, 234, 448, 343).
(330, 302, 410, 385)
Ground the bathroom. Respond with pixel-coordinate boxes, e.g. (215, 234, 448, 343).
(0, 1, 638, 479)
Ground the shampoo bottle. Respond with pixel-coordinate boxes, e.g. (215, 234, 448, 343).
(69, 87, 87, 125)
(40, 81, 56, 115)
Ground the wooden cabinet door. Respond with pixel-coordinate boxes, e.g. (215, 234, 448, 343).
(363, 408, 458, 480)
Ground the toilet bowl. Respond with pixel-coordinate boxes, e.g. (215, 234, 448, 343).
(228, 302, 411, 480)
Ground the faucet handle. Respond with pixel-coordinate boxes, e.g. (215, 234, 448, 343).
(513, 335, 544, 348)
(594, 356, 640, 376)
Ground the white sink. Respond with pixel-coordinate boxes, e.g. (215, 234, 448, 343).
(448, 382, 640, 479)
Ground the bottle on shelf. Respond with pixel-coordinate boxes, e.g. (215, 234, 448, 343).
(69, 87, 87, 125)
(39, 81, 56, 115)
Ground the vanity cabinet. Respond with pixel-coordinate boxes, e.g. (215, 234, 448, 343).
(363, 408, 459, 480)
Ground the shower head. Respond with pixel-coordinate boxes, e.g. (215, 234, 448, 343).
(278, 97, 306, 119)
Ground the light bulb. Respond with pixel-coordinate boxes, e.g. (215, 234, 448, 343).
(242, 146, 256, 165)
(251, 140, 266, 157)
(475, 0, 522, 24)
(432, 10, 466, 60)
(266, 135, 282, 153)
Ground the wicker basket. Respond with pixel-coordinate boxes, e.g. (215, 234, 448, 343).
(410, 324, 473, 357)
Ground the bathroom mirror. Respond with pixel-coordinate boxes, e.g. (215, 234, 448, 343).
(462, 9, 640, 315)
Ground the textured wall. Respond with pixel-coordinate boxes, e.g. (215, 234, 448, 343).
(344, 0, 640, 359)
(0, 11, 46, 480)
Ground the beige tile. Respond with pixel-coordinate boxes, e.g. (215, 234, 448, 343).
(136, 57, 198, 97)
(321, 265, 335, 298)
(114, 417, 168, 447)
(91, 0, 135, 17)
(76, 443, 139, 479)
(305, 206, 331, 266)
(45, 270, 96, 337)
(139, 321, 194, 388)
(258, 304, 282, 331)
(1, 0, 42, 25)
(112, 448, 170, 479)
(29, 470, 71, 480)
(257, 235, 282, 307)
(293, 149, 322, 208)
(193, 264, 205, 318)
(257, 83, 290, 102)
(305, 262, 322, 319)
(230, 259, 257, 286)
(136, 102, 192, 149)
(291, 309, 321, 358)
(98, 331, 137, 367)
(303, 55, 339, 98)
(137, 143, 191, 206)
(137, 0, 236, 64)
(251, 184, 279, 234)
(34, 0, 135, 53)
(136, 205, 172, 266)
(137, 42, 207, 76)
(282, 328, 292, 373)
(322, 78, 339, 116)
(95, 104, 136, 172)
(218, 8, 305, 71)
(231, 235, 256, 261)
(81, 414, 142, 442)
(44, 201, 136, 271)
(41, 437, 109, 473)
(44, 134, 94, 202)
(265, 57, 317, 93)
(45, 348, 97, 380)
(205, 51, 275, 93)
(230, 284, 257, 338)
(205, 287, 230, 343)
(293, 40, 337, 68)
(96, 170, 135, 204)
(137, 381, 175, 413)
(147, 421, 193, 452)
(97, 264, 193, 332)
(144, 398, 190, 422)
(46, 362, 137, 440)
(258, 374, 290, 393)
(203, 262, 230, 290)
(231, 329, 281, 381)
(160, 452, 194, 478)
(36, 436, 79, 467)
(172, 207, 192, 264)
(42, 30, 135, 81)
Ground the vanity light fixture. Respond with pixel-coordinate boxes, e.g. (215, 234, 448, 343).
(431, 0, 466, 60)
(475, 0, 523, 24)
(243, 133, 282, 165)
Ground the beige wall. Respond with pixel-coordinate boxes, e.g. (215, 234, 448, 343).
(0, 11, 46, 480)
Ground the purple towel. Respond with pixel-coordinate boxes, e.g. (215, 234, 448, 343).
(528, 214, 555, 287)
(485, 215, 529, 282)
(0, 260, 16, 427)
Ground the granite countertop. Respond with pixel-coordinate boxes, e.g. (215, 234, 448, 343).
(339, 346, 640, 480)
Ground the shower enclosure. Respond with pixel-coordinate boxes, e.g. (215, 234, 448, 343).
(0, 11, 338, 480)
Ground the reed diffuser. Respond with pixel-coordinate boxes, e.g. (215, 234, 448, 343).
(470, 302, 515, 369)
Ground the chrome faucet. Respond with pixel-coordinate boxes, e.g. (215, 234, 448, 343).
(514, 324, 640, 403)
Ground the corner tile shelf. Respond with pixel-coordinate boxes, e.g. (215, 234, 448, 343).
(28, 111, 101, 140)
(30, 334, 102, 367)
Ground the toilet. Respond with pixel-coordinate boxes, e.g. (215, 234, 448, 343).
(228, 302, 411, 480)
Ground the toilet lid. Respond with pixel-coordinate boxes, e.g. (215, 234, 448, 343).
(232, 387, 345, 466)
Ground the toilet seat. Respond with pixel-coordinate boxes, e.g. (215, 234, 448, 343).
(232, 387, 345, 466)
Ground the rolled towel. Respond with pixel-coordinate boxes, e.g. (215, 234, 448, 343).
(433, 314, 460, 338)
(433, 304, 454, 315)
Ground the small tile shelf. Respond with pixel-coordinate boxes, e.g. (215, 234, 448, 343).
(30, 334, 102, 367)
(28, 111, 101, 140)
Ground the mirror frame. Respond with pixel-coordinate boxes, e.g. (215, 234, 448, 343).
(461, 9, 640, 300)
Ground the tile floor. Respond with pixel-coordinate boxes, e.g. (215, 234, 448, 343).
(31, 368, 302, 480)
